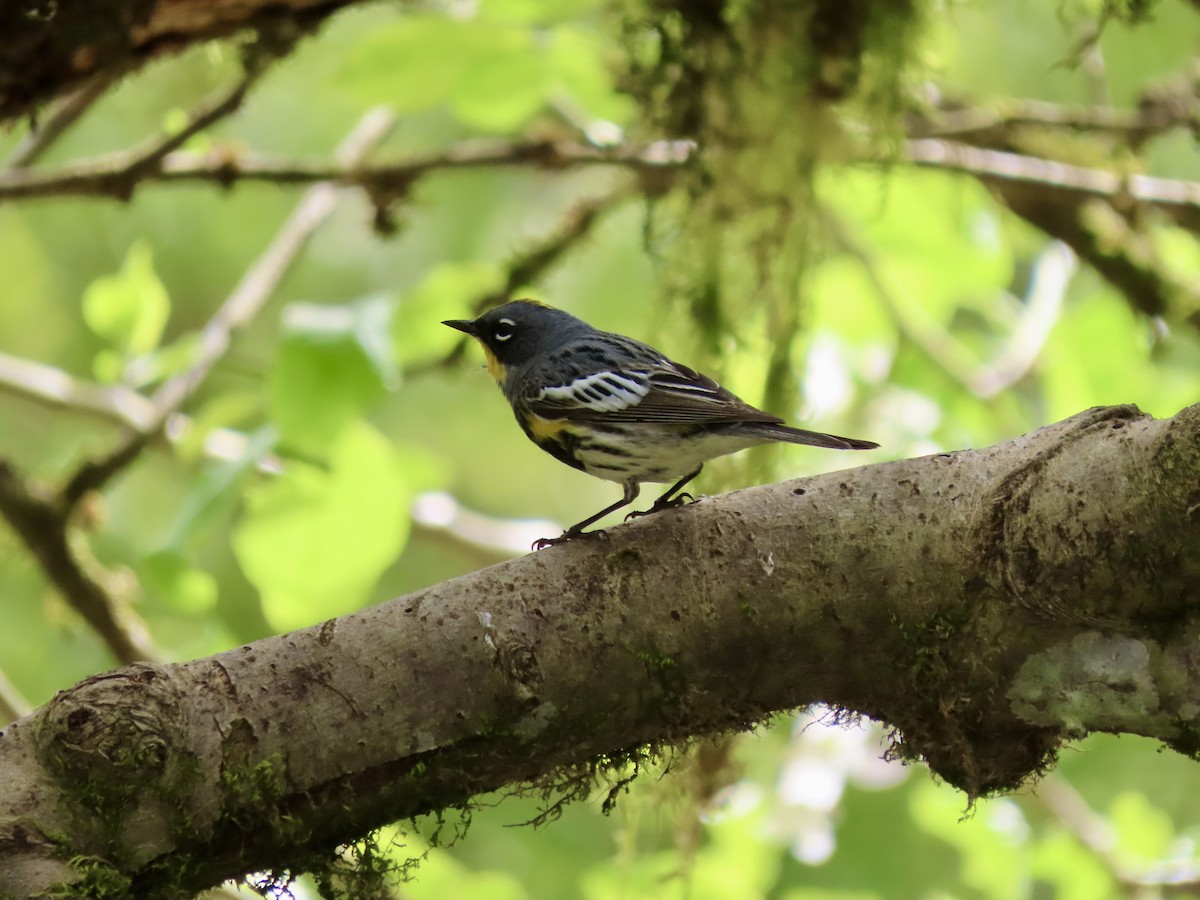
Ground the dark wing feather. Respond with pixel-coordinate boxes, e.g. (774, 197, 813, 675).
(528, 354, 782, 426)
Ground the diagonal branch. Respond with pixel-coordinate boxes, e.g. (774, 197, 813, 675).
(0, 108, 398, 666)
(5, 74, 116, 169)
(1036, 775, 1200, 893)
(1, 403, 1197, 896)
(421, 185, 640, 373)
(0, 461, 159, 664)
(61, 106, 398, 507)
(0, 667, 32, 726)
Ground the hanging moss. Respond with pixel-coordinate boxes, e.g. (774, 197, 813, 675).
(616, 0, 926, 485)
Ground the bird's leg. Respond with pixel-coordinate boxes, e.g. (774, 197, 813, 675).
(625, 466, 702, 521)
(533, 482, 641, 550)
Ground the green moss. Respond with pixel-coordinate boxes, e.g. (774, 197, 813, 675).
(605, 547, 643, 567)
(38, 855, 133, 900)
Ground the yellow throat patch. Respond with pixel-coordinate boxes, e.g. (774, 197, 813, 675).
(479, 343, 506, 386)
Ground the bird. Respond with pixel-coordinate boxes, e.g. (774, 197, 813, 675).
(443, 300, 878, 549)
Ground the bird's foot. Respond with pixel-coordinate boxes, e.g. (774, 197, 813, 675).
(624, 492, 696, 521)
(531, 528, 609, 551)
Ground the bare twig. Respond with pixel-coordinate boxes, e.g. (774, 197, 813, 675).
(62, 106, 398, 507)
(971, 242, 1075, 398)
(0, 349, 282, 473)
(912, 98, 1197, 140)
(0, 139, 695, 203)
(1036, 774, 1200, 895)
(0, 667, 31, 725)
(0, 460, 158, 664)
(6, 70, 260, 202)
(485, 185, 639, 307)
(419, 185, 639, 375)
(5, 74, 114, 169)
(905, 139, 1200, 232)
(819, 206, 982, 394)
(120, 68, 262, 178)
(0, 109, 398, 665)
(824, 209, 1074, 399)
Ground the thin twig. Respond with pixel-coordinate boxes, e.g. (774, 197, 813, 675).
(0, 460, 159, 664)
(0, 667, 32, 724)
(0, 139, 695, 203)
(819, 206, 982, 394)
(62, 106, 398, 507)
(5, 74, 114, 169)
(0, 109, 397, 666)
(3, 69, 259, 201)
(487, 185, 639, 307)
(823, 207, 1075, 399)
(971, 242, 1075, 398)
(122, 68, 263, 176)
(912, 98, 1194, 140)
(417, 185, 639, 375)
(1036, 774, 1200, 894)
(0, 349, 282, 473)
(905, 139, 1200, 231)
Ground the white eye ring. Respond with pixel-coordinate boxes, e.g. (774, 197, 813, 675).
(494, 318, 516, 342)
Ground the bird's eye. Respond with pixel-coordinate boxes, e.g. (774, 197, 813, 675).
(494, 318, 516, 342)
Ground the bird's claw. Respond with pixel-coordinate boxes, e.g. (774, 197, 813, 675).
(531, 528, 609, 551)
(624, 492, 696, 521)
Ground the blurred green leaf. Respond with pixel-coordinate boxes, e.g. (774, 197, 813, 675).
(124, 331, 203, 389)
(82, 241, 171, 375)
(454, 37, 548, 132)
(400, 841, 530, 900)
(176, 390, 265, 462)
(1030, 830, 1116, 900)
(140, 550, 219, 614)
(337, 18, 497, 115)
(269, 299, 395, 456)
(909, 781, 1028, 900)
(1108, 791, 1175, 863)
(546, 27, 635, 124)
(165, 426, 278, 550)
(338, 10, 621, 132)
(393, 262, 505, 367)
(232, 421, 410, 631)
(479, 0, 601, 24)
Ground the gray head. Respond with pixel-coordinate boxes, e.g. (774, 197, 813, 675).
(442, 300, 592, 370)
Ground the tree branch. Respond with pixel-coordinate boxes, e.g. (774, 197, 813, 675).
(0, 0, 355, 124)
(1037, 775, 1200, 893)
(0, 139, 691, 203)
(911, 97, 1196, 140)
(906, 139, 1200, 325)
(906, 139, 1200, 231)
(1, 403, 1196, 897)
(61, 106, 397, 507)
(0, 109, 397, 667)
(4, 74, 115, 169)
(0, 667, 32, 726)
(0, 461, 158, 664)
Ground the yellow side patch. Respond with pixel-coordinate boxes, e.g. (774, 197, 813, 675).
(527, 414, 569, 441)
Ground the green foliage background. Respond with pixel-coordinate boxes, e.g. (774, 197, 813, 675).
(0, 0, 1198, 896)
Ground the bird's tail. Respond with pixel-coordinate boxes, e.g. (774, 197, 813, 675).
(737, 422, 879, 451)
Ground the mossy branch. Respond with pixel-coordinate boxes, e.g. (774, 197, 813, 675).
(1, 403, 1197, 897)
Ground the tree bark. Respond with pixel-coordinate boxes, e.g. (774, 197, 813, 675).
(1, 403, 1197, 897)
(0, 0, 363, 124)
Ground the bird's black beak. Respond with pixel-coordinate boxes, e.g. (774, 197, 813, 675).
(442, 318, 477, 336)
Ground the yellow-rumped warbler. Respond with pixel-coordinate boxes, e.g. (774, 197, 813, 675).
(444, 300, 878, 549)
